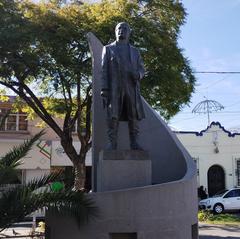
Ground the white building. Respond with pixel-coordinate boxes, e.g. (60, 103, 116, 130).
(176, 122, 240, 196)
(1, 95, 239, 196)
(0, 139, 91, 184)
(0, 96, 91, 188)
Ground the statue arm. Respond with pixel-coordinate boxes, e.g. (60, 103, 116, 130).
(129, 48, 145, 82)
(130, 48, 145, 82)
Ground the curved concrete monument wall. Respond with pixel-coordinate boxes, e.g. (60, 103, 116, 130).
(47, 179, 197, 239)
(46, 33, 198, 239)
(91, 32, 198, 238)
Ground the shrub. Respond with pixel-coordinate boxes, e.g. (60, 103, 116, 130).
(198, 210, 240, 224)
(198, 210, 211, 222)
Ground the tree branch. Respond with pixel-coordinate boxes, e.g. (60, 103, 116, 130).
(0, 79, 63, 137)
(19, 82, 63, 137)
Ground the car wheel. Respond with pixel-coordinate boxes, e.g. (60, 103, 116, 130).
(213, 203, 224, 214)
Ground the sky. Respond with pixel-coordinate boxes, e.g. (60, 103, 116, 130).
(169, 0, 240, 132)
(13, 0, 240, 132)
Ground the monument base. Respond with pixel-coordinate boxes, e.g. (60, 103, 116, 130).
(97, 150, 151, 192)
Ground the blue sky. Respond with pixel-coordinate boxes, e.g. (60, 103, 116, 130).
(23, 1, 240, 132)
(169, 0, 240, 131)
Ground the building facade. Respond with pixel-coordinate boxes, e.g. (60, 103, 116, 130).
(2, 95, 239, 196)
(0, 96, 91, 186)
(176, 122, 240, 196)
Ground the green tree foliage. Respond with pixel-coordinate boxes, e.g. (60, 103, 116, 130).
(0, 0, 195, 189)
(0, 0, 92, 190)
(74, 0, 195, 118)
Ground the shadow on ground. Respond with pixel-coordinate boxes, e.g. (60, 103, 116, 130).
(200, 223, 240, 233)
(199, 222, 240, 239)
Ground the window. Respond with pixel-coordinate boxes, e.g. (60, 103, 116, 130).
(0, 109, 28, 132)
(236, 159, 240, 186)
(224, 190, 235, 198)
(192, 157, 200, 185)
(110, 233, 137, 239)
(223, 189, 240, 198)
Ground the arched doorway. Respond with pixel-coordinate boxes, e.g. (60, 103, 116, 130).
(207, 165, 225, 196)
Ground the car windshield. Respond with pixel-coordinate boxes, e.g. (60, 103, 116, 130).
(212, 189, 228, 198)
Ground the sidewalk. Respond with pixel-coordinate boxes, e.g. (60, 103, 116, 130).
(0, 227, 33, 238)
(0, 222, 44, 239)
(199, 222, 240, 239)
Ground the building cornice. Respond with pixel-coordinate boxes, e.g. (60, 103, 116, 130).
(174, 121, 240, 138)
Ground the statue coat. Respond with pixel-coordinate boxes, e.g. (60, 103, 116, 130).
(101, 41, 145, 121)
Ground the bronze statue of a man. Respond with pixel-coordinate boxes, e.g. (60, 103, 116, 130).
(101, 22, 145, 150)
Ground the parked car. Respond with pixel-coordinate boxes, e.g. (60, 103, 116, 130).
(199, 188, 240, 214)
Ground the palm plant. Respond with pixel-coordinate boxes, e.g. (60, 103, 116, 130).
(0, 174, 97, 231)
(0, 130, 44, 184)
(0, 129, 97, 231)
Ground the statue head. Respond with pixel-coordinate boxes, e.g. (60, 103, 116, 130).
(115, 22, 131, 42)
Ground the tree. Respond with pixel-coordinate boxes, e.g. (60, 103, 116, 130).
(0, 131, 97, 231)
(0, 0, 195, 190)
(76, 0, 195, 119)
(0, 0, 92, 190)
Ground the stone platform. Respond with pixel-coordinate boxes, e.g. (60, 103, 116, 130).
(97, 150, 151, 192)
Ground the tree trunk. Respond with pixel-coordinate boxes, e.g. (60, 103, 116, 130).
(73, 161, 86, 191)
(61, 138, 87, 191)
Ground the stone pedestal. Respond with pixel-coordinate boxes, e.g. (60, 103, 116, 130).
(97, 150, 151, 192)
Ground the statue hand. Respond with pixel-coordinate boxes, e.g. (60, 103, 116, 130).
(101, 90, 109, 108)
(130, 70, 139, 82)
(101, 89, 109, 98)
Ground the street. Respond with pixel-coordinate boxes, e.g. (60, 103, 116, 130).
(1, 222, 240, 238)
(199, 223, 240, 239)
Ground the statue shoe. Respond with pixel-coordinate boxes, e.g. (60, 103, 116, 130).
(130, 141, 143, 150)
(106, 142, 117, 150)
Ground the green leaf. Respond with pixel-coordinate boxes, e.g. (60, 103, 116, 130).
(0, 174, 98, 230)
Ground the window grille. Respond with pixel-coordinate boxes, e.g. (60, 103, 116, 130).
(0, 109, 28, 132)
(193, 157, 199, 176)
(236, 159, 240, 186)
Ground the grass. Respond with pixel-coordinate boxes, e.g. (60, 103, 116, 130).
(198, 210, 240, 225)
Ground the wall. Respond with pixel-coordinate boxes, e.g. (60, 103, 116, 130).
(25, 169, 50, 183)
(0, 102, 91, 183)
(51, 141, 92, 166)
(176, 122, 240, 193)
(47, 177, 198, 239)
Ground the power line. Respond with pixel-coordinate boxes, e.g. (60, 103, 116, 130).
(194, 71, 240, 74)
(197, 76, 230, 90)
(177, 111, 240, 114)
(225, 100, 240, 108)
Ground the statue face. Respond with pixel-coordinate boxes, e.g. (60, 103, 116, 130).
(115, 23, 130, 42)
